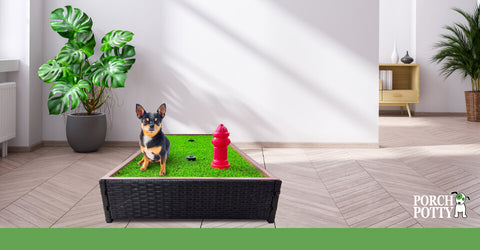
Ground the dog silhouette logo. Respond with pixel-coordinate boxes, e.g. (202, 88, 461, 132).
(451, 192, 470, 218)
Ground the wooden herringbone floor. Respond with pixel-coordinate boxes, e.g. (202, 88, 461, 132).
(1, 116, 480, 228)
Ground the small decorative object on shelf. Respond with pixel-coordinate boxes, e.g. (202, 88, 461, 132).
(211, 124, 231, 169)
(379, 70, 393, 90)
(391, 41, 399, 64)
(401, 51, 414, 64)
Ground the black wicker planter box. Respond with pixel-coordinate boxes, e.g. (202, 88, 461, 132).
(99, 144, 281, 223)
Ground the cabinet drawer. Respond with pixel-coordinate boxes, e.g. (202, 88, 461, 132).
(382, 90, 418, 103)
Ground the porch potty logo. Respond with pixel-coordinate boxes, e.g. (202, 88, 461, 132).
(413, 191, 470, 219)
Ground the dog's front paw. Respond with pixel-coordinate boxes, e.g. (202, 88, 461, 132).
(159, 170, 166, 176)
(140, 166, 147, 171)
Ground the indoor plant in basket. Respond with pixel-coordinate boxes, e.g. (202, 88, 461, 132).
(38, 6, 136, 152)
(432, 5, 480, 121)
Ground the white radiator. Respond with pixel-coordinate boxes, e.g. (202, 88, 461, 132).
(0, 82, 16, 157)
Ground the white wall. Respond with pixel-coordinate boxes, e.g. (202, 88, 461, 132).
(40, 0, 379, 144)
(0, 0, 43, 147)
(379, 0, 416, 63)
(29, 0, 44, 146)
(380, 0, 477, 113)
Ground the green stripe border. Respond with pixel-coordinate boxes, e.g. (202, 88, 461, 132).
(1, 228, 477, 249)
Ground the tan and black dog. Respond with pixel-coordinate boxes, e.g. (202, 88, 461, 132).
(135, 103, 170, 176)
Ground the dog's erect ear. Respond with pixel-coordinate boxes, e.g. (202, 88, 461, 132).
(451, 191, 458, 195)
(136, 104, 145, 119)
(158, 103, 166, 118)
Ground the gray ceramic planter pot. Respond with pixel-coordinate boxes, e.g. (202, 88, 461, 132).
(66, 113, 107, 153)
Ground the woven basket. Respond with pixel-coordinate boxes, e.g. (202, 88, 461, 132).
(465, 91, 480, 122)
(99, 144, 281, 223)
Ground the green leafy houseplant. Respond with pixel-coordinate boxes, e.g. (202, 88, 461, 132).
(432, 5, 480, 121)
(432, 6, 480, 91)
(38, 5, 136, 115)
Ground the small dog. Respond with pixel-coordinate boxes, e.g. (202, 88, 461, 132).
(451, 191, 470, 218)
(136, 103, 170, 176)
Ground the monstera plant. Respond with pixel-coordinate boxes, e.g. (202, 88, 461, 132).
(38, 6, 136, 152)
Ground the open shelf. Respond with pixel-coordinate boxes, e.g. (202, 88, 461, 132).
(379, 64, 420, 117)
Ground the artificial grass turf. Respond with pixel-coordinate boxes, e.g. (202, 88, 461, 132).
(113, 135, 264, 178)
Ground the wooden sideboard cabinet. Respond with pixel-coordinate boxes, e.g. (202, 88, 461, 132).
(379, 63, 419, 118)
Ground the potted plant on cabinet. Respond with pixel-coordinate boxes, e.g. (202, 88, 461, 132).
(38, 6, 136, 152)
(432, 6, 480, 121)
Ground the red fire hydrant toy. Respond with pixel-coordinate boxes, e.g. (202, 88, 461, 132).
(211, 124, 230, 169)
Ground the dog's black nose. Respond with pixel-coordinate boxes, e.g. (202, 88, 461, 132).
(149, 124, 154, 128)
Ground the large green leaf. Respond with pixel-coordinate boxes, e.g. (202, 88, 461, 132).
(38, 59, 71, 83)
(47, 80, 92, 114)
(56, 40, 94, 65)
(102, 45, 135, 58)
(50, 5, 93, 39)
(118, 45, 136, 71)
(101, 30, 134, 51)
(75, 31, 96, 46)
(101, 45, 136, 71)
(86, 57, 130, 88)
